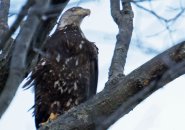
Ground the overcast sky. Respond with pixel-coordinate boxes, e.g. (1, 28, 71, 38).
(0, 0, 185, 130)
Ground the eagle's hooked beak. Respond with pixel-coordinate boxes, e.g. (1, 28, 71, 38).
(77, 8, 91, 17)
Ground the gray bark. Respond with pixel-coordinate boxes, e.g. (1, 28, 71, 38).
(39, 41, 185, 130)
(0, 0, 9, 40)
(108, 0, 133, 86)
(0, 0, 51, 118)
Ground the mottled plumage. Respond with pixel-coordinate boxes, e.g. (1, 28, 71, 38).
(25, 7, 98, 129)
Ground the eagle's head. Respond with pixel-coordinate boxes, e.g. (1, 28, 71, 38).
(57, 7, 90, 30)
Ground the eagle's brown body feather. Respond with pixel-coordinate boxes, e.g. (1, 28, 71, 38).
(28, 24, 98, 128)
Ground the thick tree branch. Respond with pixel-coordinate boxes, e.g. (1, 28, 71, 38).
(98, 55, 185, 130)
(108, 0, 134, 81)
(0, 0, 51, 118)
(39, 39, 185, 130)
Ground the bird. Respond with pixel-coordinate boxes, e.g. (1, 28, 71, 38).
(24, 7, 98, 129)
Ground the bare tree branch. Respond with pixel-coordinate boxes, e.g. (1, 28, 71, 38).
(0, 0, 35, 50)
(108, 0, 133, 81)
(39, 39, 185, 130)
(100, 0, 134, 129)
(0, 1, 34, 90)
(133, 1, 185, 32)
(0, 0, 11, 109)
(0, 0, 10, 39)
(133, 1, 185, 23)
(0, 0, 70, 120)
(0, 0, 51, 119)
(98, 58, 185, 130)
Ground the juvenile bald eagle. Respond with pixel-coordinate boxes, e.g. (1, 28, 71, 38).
(25, 7, 98, 129)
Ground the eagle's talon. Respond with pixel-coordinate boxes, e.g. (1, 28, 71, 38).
(39, 113, 59, 127)
(48, 112, 59, 121)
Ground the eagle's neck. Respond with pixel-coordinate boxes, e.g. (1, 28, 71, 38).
(57, 22, 80, 30)
(57, 17, 82, 30)
(58, 24, 86, 39)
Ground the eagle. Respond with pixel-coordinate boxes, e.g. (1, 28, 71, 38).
(24, 7, 98, 129)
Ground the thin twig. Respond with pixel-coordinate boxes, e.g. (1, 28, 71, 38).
(133, 2, 185, 26)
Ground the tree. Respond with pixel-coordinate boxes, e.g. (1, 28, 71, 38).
(0, 0, 185, 130)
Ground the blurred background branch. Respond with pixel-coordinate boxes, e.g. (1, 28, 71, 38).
(0, 0, 69, 119)
(0, 0, 10, 40)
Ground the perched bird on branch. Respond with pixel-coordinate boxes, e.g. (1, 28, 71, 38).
(24, 7, 98, 129)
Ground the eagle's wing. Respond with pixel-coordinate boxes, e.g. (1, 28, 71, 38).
(30, 58, 54, 128)
(87, 56, 98, 99)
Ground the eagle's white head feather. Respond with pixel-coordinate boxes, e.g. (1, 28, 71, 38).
(57, 7, 90, 30)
